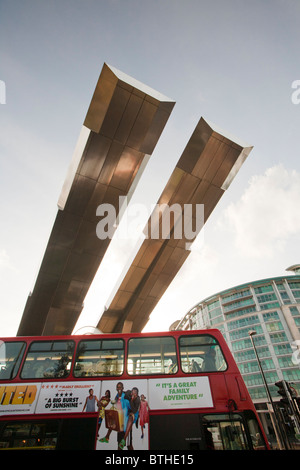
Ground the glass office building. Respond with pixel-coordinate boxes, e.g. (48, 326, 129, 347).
(174, 267, 300, 445)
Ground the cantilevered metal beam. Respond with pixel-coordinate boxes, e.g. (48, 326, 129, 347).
(17, 64, 175, 336)
(97, 117, 252, 333)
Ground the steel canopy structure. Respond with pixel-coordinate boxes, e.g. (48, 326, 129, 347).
(97, 117, 253, 334)
(17, 64, 175, 336)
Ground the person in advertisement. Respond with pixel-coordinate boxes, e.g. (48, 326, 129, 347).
(83, 388, 99, 412)
(118, 387, 140, 450)
(99, 382, 127, 447)
(99, 382, 148, 450)
(139, 394, 150, 439)
(97, 389, 111, 434)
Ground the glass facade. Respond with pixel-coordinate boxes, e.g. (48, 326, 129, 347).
(175, 275, 300, 403)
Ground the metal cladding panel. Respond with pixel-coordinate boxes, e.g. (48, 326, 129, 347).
(17, 64, 175, 336)
(97, 117, 252, 333)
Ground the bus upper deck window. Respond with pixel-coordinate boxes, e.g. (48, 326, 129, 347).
(179, 335, 227, 373)
(74, 339, 124, 377)
(127, 336, 178, 375)
(0, 341, 26, 380)
(21, 341, 74, 379)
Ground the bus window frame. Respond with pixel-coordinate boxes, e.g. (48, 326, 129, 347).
(201, 411, 268, 450)
(201, 412, 249, 450)
(0, 341, 26, 381)
(0, 418, 60, 450)
(243, 410, 268, 450)
(73, 338, 125, 378)
(127, 335, 178, 376)
(178, 334, 228, 374)
(20, 340, 75, 380)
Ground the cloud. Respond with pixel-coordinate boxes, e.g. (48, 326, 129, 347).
(0, 250, 16, 272)
(219, 164, 300, 258)
(77, 164, 300, 333)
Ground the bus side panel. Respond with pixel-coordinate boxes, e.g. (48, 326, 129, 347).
(149, 413, 205, 450)
(56, 417, 98, 450)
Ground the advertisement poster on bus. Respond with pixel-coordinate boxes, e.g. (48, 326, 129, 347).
(35, 381, 101, 414)
(97, 379, 149, 451)
(148, 376, 213, 410)
(0, 383, 41, 416)
(96, 376, 213, 450)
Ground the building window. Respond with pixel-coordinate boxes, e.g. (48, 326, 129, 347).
(210, 316, 223, 326)
(294, 317, 300, 327)
(290, 306, 300, 316)
(260, 302, 280, 310)
(265, 371, 279, 384)
(234, 350, 256, 363)
(249, 387, 267, 400)
(238, 361, 259, 374)
(207, 300, 220, 311)
(231, 339, 252, 351)
(273, 343, 292, 355)
(229, 325, 263, 341)
(254, 285, 274, 294)
(208, 307, 223, 320)
(288, 281, 300, 290)
(223, 298, 255, 314)
(292, 290, 300, 299)
(278, 356, 294, 368)
(257, 293, 277, 304)
(260, 358, 276, 370)
(265, 322, 283, 333)
(279, 291, 290, 303)
(276, 283, 286, 291)
(227, 315, 260, 332)
(226, 306, 257, 319)
(269, 331, 288, 344)
(255, 346, 273, 359)
(282, 369, 300, 381)
(263, 311, 279, 322)
(222, 289, 251, 304)
(244, 374, 263, 386)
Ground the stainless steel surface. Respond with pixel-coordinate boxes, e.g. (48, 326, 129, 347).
(97, 118, 252, 333)
(17, 63, 175, 336)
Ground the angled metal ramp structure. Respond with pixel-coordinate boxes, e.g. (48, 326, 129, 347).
(17, 63, 175, 336)
(97, 117, 253, 333)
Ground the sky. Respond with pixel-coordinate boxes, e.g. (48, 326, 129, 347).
(0, 0, 300, 337)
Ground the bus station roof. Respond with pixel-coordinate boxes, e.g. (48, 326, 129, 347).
(17, 63, 175, 336)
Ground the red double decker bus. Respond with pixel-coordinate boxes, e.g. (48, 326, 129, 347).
(0, 329, 269, 450)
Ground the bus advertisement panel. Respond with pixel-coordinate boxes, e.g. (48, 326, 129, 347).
(0, 330, 270, 451)
(0, 377, 214, 450)
(0, 383, 40, 415)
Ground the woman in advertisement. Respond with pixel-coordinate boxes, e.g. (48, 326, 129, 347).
(139, 394, 150, 439)
(97, 389, 111, 434)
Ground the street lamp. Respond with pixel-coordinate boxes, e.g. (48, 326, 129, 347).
(248, 330, 285, 450)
